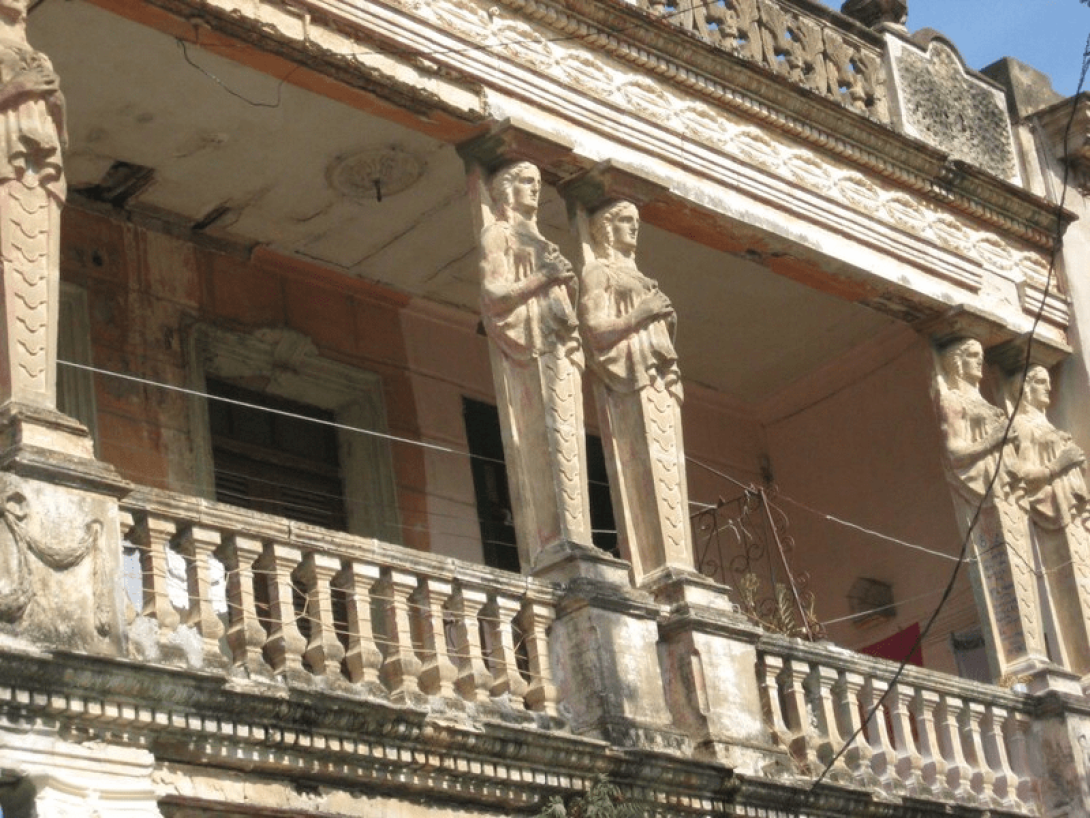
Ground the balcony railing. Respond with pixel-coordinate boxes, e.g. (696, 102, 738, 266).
(758, 634, 1040, 814)
(634, 0, 891, 123)
(119, 488, 561, 723)
(116, 487, 1045, 816)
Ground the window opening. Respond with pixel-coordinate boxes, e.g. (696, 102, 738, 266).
(463, 397, 616, 572)
(206, 378, 348, 530)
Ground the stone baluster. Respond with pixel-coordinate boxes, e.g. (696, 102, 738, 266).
(808, 665, 850, 781)
(175, 525, 228, 669)
(216, 534, 270, 677)
(254, 541, 308, 684)
(336, 560, 383, 690)
(781, 659, 816, 771)
(133, 513, 181, 639)
(913, 689, 950, 799)
(981, 705, 1018, 809)
(888, 683, 924, 795)
(517, 599, 559, 716)
(935, 694, 973, 800)
(378, 569, 423, 700)
(450, 583, 491, 703)
(297, 551, 346, 682)
(962, 701, 995, 803)
(860, 676, 897, 792)
(835, 671, 875, 786)
(488, 593, 528, 705)
(757, 653, 788, 747)
(1004, 711, 1036, 809)
(418, 578, 457, 698)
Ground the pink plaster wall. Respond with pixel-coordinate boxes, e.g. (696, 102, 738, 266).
(762, 329, 977, 674)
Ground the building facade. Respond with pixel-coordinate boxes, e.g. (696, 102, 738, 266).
(2, 0, 1090, 814)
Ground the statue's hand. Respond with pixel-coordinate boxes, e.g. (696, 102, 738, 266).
(1053, 445, 1087, 475)
(648, 289, 674, 318)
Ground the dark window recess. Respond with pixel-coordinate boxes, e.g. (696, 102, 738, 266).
(207, 379, 348, 530)
(463, 398, 617, 573)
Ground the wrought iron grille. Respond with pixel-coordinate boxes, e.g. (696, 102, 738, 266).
(692, 485, 825, 641)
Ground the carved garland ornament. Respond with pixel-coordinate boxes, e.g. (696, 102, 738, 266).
(0, 488, 107, 631)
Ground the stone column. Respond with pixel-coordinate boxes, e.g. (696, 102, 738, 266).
(0, 0, 99, 462)
(1004, 363, 1090, 689)
(571, 197, 695, 586)
(650, 569, 788, 773)
(462, 154, 595, 573)
(930, 337, 1050, 681)
(0, 0, 128, 660)
(544, 551, 690, 753)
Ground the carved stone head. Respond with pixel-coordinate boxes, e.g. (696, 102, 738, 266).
(589, 200, 640, 259)
(490, 161, 540, 221)
(940, 338, 985, 389)
(1023, 364, 1052, 412)
(840, 0, 907, 27)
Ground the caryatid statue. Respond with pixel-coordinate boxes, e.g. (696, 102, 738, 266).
(0, 0, 65, 411)
(933, 339, 1048, 677)
(476, 162, 593, 569)
(578, 200, 693, 583)
(1007, 364, 1090, 677)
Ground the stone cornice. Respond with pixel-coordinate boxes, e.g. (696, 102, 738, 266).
(0, 648, 734, 815)
(125, 0, 1066, 255)
(504, 0, 1068, 249)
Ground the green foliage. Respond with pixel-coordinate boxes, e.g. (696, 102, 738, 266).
(533, 775, 651, 818)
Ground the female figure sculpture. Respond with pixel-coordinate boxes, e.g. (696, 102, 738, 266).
(932, 338, 1048, 677)
(1008, 365, 1089, 529)
(579, 200, 692, 582)
(0, 0, 66, 409)
(936, 338, 1009, 503)
(477, 162, 592, 569)
(1007, 364, 1090, 675)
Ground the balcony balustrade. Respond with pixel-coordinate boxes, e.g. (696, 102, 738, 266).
(758, 634, 1040, 814)
(110, 485, 1048, 815)
(118, 487, 561, 724)
(632, 0, 890, 123)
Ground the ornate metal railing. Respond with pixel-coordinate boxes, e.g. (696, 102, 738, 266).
(692, 485, 824, 640)
(119, 488, 561, 720)
(633, 0, 891, 123)
(757, 635, 1041, 814)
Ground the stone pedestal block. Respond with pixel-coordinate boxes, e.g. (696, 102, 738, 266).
(537, 547, 689, 753)
(649, 569, 787, 774)
(1026, 696, 1090, 818)
(0, 405, 129, 655)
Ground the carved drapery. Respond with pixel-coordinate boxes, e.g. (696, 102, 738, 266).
(1004, 365, 1090, 678)
(470, 160, 594, 570)
(0, 0, 65, 411)
(932, 339, 1047, 681)
(576, 200, 693, 584)
(932, 340, 1090, 685)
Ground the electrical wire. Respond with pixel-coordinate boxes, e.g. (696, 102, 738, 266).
(805, 30, 1090, 797)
